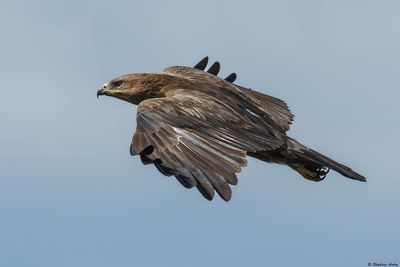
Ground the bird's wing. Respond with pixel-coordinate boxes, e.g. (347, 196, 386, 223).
(164, 60, 294, 132)
(234, 85, 294, 132)
(131, 91, 284, 201)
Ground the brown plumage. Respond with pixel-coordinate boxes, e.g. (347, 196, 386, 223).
(97, 57, 366, 201)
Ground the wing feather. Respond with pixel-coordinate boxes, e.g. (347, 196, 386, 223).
(193, 56, 209, 70)
(164, 65, 294, 131)
(131, 92, 284, 201)
(207, 62, 220, 75)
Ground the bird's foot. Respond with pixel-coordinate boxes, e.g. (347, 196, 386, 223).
(316, 166, 330, 180)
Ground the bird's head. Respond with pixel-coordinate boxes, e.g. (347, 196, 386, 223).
(97, 73, 165, 105)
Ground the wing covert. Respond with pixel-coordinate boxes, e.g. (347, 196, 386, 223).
(164, 59, 294, 132)
(130, 92, 283, 201)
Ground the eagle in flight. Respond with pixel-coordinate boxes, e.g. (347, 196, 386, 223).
(97, 57, 365, 201)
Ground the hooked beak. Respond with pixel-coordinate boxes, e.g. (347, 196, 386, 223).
(97, 83, 108, 99)
(97, 89, 105, 99)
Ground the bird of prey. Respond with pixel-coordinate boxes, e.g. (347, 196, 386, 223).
(97, 57, 365, 201)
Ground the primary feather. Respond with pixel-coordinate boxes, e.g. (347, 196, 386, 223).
(97, 57, 366, 201)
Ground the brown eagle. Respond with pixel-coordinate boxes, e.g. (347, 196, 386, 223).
(97, 57, 365, 201)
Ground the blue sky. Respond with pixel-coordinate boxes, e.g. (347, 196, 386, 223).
(1, 0, 399, 266)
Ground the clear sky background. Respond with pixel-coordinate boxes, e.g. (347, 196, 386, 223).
(1, 0, 399, 266)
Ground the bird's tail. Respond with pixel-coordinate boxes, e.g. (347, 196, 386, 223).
(285, 138, 366, 182)
(250, 138, 366, 182)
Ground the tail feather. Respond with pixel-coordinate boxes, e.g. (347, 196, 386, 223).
(291, 148, 366, 182)
(287, 138, 366, 182)
(249, 138, 366, 182)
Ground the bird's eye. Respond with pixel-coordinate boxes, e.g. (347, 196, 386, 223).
(111, 80, 124, 88)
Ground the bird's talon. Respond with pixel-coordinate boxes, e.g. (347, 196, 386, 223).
(316, 167, 330, 180)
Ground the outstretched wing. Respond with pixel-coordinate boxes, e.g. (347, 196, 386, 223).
(130, 91, 284, 201)
(165, 57, 294, 132)
(193, 56, 237, 82)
